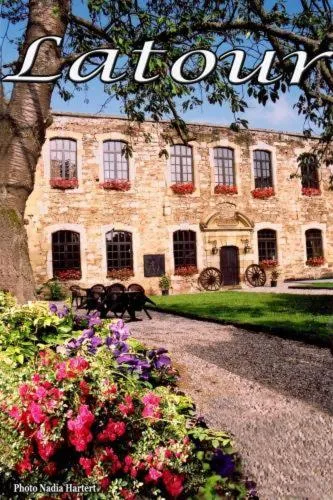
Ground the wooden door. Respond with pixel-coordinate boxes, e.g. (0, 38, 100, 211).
(220, 246, 240, 285)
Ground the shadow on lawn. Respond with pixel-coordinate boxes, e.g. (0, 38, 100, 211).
(186, 327, 333, 415)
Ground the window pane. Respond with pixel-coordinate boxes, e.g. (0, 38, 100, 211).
(214, 147, 235, 186)
(306, 229, 323, 259)
(257, 229, 277, 261)
(52, 231, 81, 272)
(170, 145, 193, 184)
(173, 230, 197, 268)
(50, 139, 77, 179)
(103, 141, 129, 180)
(106, 230, 133, 270)
(301, 162, 319, 189)
(254, 150, 272, 188)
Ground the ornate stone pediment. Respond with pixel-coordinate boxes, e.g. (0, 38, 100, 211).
(200, 205, 254, 232)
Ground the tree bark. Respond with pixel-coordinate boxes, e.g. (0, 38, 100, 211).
(0, 0, 70, 302)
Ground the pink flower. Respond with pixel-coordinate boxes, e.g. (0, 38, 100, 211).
(145, 467, 163, 483)
(118, 395, 134, 416)
(79, 457, 96, 476)
(121, 489, 136, 500)
(15, 446, 33, 474)
(162, 470, 184, 498)
(36, 437, 58, 461)
(97, 419, 126, 442)
(100, 477, 110, 491)
(44, 461, 57, 476)
(67, 405, 95, 452)
(142, 393, 161, 406)
(69, 356, 89, 372)
(8, 405, 21, 420)
(29, 402, 45, 424)
(142, 405, 161, 420)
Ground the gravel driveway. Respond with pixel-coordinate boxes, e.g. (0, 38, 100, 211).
(130, 312, 333, 500)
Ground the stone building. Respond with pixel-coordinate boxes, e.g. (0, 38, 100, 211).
(25, 111, 333, 294)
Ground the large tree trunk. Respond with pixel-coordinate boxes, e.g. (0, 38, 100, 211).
(0, 0, 70, 302)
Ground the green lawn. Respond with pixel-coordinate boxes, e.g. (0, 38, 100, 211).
(151, 292, 333, 346)
(292, 282, 333, 289)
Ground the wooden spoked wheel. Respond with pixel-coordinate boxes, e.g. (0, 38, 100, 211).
(245, 264, 266, 287)
(198, 267, 223, 291)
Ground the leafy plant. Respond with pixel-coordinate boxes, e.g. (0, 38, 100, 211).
(271, 269, 280, 280)
(159, 275, 172, 291)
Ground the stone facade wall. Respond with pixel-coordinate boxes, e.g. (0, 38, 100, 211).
(25, 112, 333, 294)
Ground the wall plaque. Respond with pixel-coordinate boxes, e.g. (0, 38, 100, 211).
(144, 254, 165, 277)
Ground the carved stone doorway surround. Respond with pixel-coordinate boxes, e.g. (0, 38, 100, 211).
(200, 202, 254, 283)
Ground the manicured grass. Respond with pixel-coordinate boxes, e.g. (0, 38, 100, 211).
(151, 291, 333, 346)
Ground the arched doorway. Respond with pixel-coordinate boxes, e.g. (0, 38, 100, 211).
(220, 246, 240, 285)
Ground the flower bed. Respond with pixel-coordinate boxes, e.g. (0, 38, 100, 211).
(0, 301, 257, 499)
(251, 187, 275, 199)
(170, 183, 195, 195)
(107, 268, 134, 281)
(306, 256, 325, 266)
(100, 180, 131, 191)
(302, 187, 321, 197)
(259, 259, 278, 268)
(214, 184, 238, 195)
(175, 265, 198, 276)
(54, 269, 82, 281)
(50, 178, 78, 189)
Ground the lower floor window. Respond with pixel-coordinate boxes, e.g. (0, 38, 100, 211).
(306, 229, 323, 259)
(52, 230, 81, 277)
(173, 230, 197, 268)
(106, 230, 133, 271)
(258, 229, 277, 261)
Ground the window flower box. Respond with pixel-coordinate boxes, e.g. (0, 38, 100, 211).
(251, 187, 275, 199)
(170, 183, 195, 195)
(50, 178, 78, 189)
(214, 184, 238, 195)
(302, 187, 321, 197)
(100, 180, 131, 191)
(306, 256, 325, 266)
(175, 265, 198, 276)
(260, 259, 278, 268)
(54, 269, 81, 281)
(107, 268, 134, 280)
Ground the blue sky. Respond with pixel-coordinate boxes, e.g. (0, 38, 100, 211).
(1, 0, 307, 133)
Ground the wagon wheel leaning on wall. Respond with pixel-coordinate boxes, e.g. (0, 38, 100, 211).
(245, 264, 266, 287)
(198, 267, 223, 291)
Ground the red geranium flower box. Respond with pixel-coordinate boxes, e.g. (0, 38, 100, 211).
(100, 180, 131, 191)
(306, 256, 325, 266)
(214, 185, 238, 195)
(175, 265, 198, 276)
(107, 268, 134, 280)
(170, 183, 195, 195)
(260, 259, 278, 268)
(302, 187, 321, 197)
(54, 269, 81, 280)
(251, 187, 275, 199)
(50, 178, 78, 189)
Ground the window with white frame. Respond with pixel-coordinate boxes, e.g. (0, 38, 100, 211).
(258, 229, 277, 261)
(170, 145, 193, 183)
(253, 150, 273, 188)
(213, 147, 235, 186)
(103, 140, 129, 181)
(305, 229, 323, 260)
(50, 138, 77, 179)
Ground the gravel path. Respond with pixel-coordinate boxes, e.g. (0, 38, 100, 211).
(130, 312, 333, 500)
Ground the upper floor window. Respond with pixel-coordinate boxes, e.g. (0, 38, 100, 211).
(170, 145, 193, 183)
(52, 230, 81, 279)
(103, 141, 129, 181)
(173, 230, 197, 269)
(50, 138, 77, 179)
(254, 150, 273, 188)
(258, 229, 277, 261)
(301, 158, 319, 189)
(214, 147, 235, 186)
(305, 229, 323, 260)
(106, 230, 133, 271)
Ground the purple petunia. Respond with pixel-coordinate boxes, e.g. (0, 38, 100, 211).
(148, 348, 171, 369)
(49, 304, 57, 313)
(110, 320, 130, 342)
(88, 312, 102, 328)
(211, 449, 235, 477)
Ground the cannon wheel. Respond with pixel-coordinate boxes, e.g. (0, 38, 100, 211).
(245, 264, 266, 287)
(198, 267, 223, 291)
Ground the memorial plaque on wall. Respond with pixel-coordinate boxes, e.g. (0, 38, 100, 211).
(144, 254, 165, 277)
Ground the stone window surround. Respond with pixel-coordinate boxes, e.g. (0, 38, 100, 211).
(45, 223, 87, 280)
(301, 223, 326, 265)
(44, 131, 84, 193)
(253, 222, 282, 265)
(167, 224, 204, 275)
(294, 147, 322, 194)
(96, 132, 136, 189)
(208, 139, 240, 195)
(166, 142, 201, 196)
(249, 143, 277, 193)
(101, 224, 139, 280)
